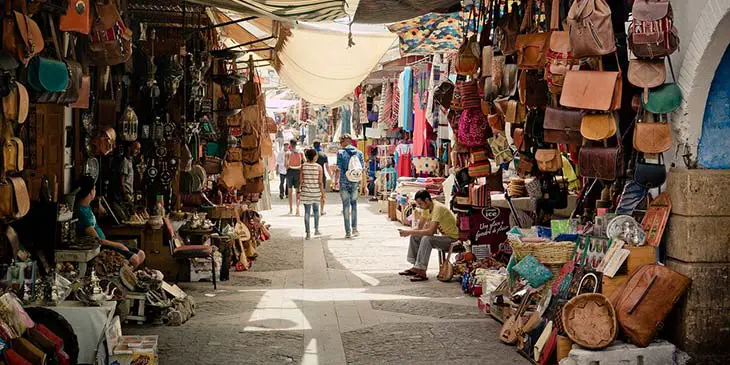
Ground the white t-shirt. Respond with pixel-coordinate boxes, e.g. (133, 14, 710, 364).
(276, 150, 288, 175)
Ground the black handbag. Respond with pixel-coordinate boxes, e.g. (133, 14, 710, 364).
(0, 52, 18, 97)
(527, 108, 545, 144)
(633, 154, 666, 189)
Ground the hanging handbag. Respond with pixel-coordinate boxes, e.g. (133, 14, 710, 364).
(628, 58, 666, 103)
(2, 0, 44, 65)
(535, 149, 562, 172)
(221, 160, 246, 189)
(633, 154, 666, 189)
(469, 149, 492, 178)
(437, 244, 455, 282)
(567, 0, 616, 58)
(89, 0, 132, 66)
(0, 177, 30, 220)
(516, 33, 550, 70)
(519, 70, 549, 108)
(3, 125, 24, 173)
(561, 67, 622, 111)
(579, 123, 624, 181)
(609, 264, 690, 348)
(629, 0, 679, 59)
(581, 112, 617, 141)
(59, 0, 91, 34)
(202, 156, 222, 175)
(495, 3, 521, 56)
(455, 35, 480, 76)
(488, 113, 504, 132)
(2, 82, 29, 124)
(545, 0, 578, 95)
(458, 108, 490, 148)
(488, 133, 513, 165)
(517, 152, 536, 177)
(243, 160, 265, 179)
(633, 115, 672, 153)
(242, 177, 264, 194)
(544, 107, 583, 145)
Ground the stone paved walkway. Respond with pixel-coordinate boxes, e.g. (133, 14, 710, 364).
(127, 189, 525, 365)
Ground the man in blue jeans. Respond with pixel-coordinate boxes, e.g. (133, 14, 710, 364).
(336, 134, 364, 239)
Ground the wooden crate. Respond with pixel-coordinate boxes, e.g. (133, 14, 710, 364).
(388, 199, 397, 221)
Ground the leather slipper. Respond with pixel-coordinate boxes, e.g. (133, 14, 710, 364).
(398, 269, 417, 276)
(410, 276, 428, 282)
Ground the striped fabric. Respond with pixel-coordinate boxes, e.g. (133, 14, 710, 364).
(391, 79, 400, 128)
(300, 162, 322, 203)
(189, 0, 346, 22)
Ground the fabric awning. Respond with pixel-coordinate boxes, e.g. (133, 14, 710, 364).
(209, 9, 275, 60)
(188, 0, 347, 22)
(353, 0, 461, 24)
(387, 7, 475, 55)
(272, 22, 397, 105)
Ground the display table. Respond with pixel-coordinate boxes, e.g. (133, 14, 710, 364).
(48, 301, 117, 365)
(490, 193, 579, 218)
(55, 246, 100, 277)
(100, 224, 176, 279)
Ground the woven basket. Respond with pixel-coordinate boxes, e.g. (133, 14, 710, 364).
(561, 293, 617, 350)
(511, 240, 576, 265)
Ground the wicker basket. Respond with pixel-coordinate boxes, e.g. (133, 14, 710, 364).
(511, 240, 576, 265)
(561, 293, 617, 350)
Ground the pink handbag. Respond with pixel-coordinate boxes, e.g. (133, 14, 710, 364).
(457, 108, 489, 147)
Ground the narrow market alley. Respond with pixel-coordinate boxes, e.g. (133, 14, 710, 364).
(128, 188, 524, 365)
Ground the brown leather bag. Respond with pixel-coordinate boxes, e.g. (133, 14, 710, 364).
(89, 0, 132, 66)
(628, 59, 666, 103)
(535, 149, 563, 172)
(2, 0, 44, 65)
(241, 148, 261, 164)
(243, 160, 265, 179)
(495, 4, 520, 56)
(581, 113, 617, 141)
(455, 35, 480, 76)
(0, 177, 30, 220)
(567, 0, 616, 58)
(579, 120, 624, 181)
(561, 67, 622, 111)
(226, 148, 243, 162)
(242, 177, 264, 194)
(516, 33, 550, 70)
(69, 75, 90, 109)
(544, 107, 583, 145)
(3, 137, 23, 172)
(221, 160, 246, 189)
(488, 113, 504, 132)
(633, 121, 672, 154)
(513, 128, 527, 152)
(202, 156, 222, 175)
(519, 70, 549, 108)
(2, 82, 29, 124)
(59, 0, 91, 34)
(609, 264, 690, 348)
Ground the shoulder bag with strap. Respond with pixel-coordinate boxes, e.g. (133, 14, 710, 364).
(2, 0, 44, 65)
(89, 0, 132, 66)
(546, 0, 580, 96)
(59, 0, 91, 34)
(629, 0, 679, 59)
(579, 116, 624, 181)
(560, 55, 622, 111)
(495, 2, 521, 56)
(544, 106, 582, 145)
(516, 0, 550, 70)
(567, 0, 616, 58)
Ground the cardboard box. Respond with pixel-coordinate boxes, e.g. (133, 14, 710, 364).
(110, 335, 158, 365)
(602, 246, 656, 297)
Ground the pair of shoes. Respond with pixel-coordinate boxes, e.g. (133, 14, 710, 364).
(314, 230, 322, 236)
(352, 230, 360, 237)
(305, 234, 311, 240)
(345, 233, 352, 239)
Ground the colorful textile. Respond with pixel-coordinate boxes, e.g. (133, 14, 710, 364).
(387, 5, 480, 55)
(399, 67, 414, 132)
(392, 79, 400, 128)
(412, 156, 439, 177)
(397, 152, 412, 177)
(413, 92, 426, 156)
(188, 0, 347, 21)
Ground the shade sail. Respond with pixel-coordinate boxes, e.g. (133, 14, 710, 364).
(273, 22, 397, 105)
(353, 0, 461, 24)
(210, 9, 274, 59)
(188, 0, 347, 22)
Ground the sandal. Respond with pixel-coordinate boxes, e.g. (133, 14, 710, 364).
(409, 275, 428, 282)
(398, 269, 417, 276)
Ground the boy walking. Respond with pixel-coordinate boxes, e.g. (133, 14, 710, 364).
(336, 134, 364, 239)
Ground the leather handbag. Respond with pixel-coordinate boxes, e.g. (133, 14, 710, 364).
(634, 155, 666, 189)
(579, 141, 623, 181)
(495, 4, 520, 56)
(59, 0, 91, 34)
(481, 46, 493, 77)
(3, 0, 45, 65)
(89, 0, 132, 66)
(202, 156, 222, 175)
(488, 113, 504, 132)
(455, 35, 480, 76)
(517, 152, 536, 177)
(488, 133, 513, 165)
(561, 69, 622, 111)
(629, 0, 679, 59)
(2, 82, 29, 124)
(242, 177, 264, 194)
(27, 56, 69, 93)
(3, 135, 24, 172)
(609, 264, 690, 348)
(433, 80, 454, 109)
(55, 33, 82, 105)
(633, 119, 671, 153)
(500, 291, 534, 344)
(226, 148, 243, 162)
(0, 177, 30, 220)
(628, 59, 666, 103)
(516, 33, 550, 70)
(581, 113, 617, 141)
(535, 149, 562, 172)
(545, 0, 578, 95)
(69, 74, 90, 108)
(643, 83, 681, 114)
(221, 160, 246, 189)
(243, 160, 265, 179)
(519, 70, 549, 108)
(241, 147, 261, 164)
(567, 0, 616, 58)
(513, 128, 527, 152)
(544, 107, 583, 145)
(437, 244, 454, 282)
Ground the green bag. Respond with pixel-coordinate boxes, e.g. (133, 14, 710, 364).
(642, 83, 681, 114)
(27, 56, 69, 93)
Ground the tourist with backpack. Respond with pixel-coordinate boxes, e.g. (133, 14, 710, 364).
(336, 134, 364, 239)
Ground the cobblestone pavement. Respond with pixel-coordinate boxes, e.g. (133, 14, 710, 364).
(127, 188, 525, 365)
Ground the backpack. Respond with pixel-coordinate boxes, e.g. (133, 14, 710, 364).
(345, 152, 363, 183)
(567, 0, 616, 58)
(629, 0, 679, 58)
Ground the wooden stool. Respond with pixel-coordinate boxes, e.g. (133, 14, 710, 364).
(55, 246, 100, 277)
(125, 292, 147, 324)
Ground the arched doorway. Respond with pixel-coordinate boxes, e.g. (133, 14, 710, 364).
(698, 44, 730, 168)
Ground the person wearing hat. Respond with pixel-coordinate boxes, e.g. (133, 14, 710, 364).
(74, 175, 146, 267)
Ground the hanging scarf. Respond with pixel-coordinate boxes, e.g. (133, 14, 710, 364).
(399, 67, 413, 132)
(391, 78, 400, 129)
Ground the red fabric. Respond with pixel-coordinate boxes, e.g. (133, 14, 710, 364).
(413, 97, 426, 156)
(397, 153, 412, 177)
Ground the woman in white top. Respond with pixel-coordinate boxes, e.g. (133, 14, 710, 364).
(298, 149, 325, 239)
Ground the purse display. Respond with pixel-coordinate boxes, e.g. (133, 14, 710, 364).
(495, 4, 520, 56)
(535, 149, 562, 172)
(633, 155, 666, 189)
(579, 118, 624, 181)
(59, 0, 91, 34)
(561, 69, 621, 111)
(221, 160, 246, 189)
(628, 59, 666, 103)
(243, 160, 265, 179)
(2, 82, 29, 124)
(567, 0, 616, 58)
(581, 113, 617, 141)
(629, 0, 679, 59)
(3, 0, 45, 65)
(516, 32, 550, 70)
(633, 119, 671, 153)
(89, 0, 132, 66)
(455, 35, 480, 76)
(519, 70, 549, 108)
(609, 264, 690, 348)
(488, 133, 513, 165)
(544, 107, 582, 145)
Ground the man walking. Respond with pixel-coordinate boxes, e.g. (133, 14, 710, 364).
(313, 140, 329, 215)
(276, 142, 289, 199)
(286, 139, 303, 216)
(336, 134, 364, 238)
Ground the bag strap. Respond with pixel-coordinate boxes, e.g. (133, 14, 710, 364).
(550, 0, 561, 30)
(667, 56, 677, 82)
(47, 15, 64, 62)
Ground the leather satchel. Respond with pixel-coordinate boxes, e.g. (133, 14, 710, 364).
(243, 160, 265, 179)
(519, 70, 549, 108)
(634, 156, 666, 189)
(633, 121, 671, 153)
(628, 59, 666, 103)
(59, 0, 91, 34)
(226, 148, 243, 162)
(0, 177, 30, 220)
(3, 0, 45, 65)
(516, 33, 550, 70)
(535, 149, 562, 172)
(579, 144, 623, 181)
(69, 75, 90, 108)
(3, 136, 24, 172)
(495, 5, 520, 56)
(544, 107, 583, 145)
(202, 156, 222, 175)
(567, 0, 616, 58)
(513, 128, 527, 152)
(643, 83, 681, 114)
(629, 0, 679, 59)
(561, 70, 622, 111)
(221, 160, 246, 189)
(581, 113, 617, 141)
(609, 264, 690, 348)
(2, 82, 29, 124)
(455, 35, 480, 76)
(89, 0, 132, 66)
(241, 147, 261, 164)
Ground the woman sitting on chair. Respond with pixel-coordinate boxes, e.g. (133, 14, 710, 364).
(74, 175, 146, 267)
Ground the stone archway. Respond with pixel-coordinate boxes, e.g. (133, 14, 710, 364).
(673, 0, 730, 167)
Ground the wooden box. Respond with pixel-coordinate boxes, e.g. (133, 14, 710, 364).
(602, 245, 657, 297)
(388, 199, 397, 221)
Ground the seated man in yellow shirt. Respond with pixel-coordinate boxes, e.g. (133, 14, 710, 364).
(398, 190, 459, 282)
